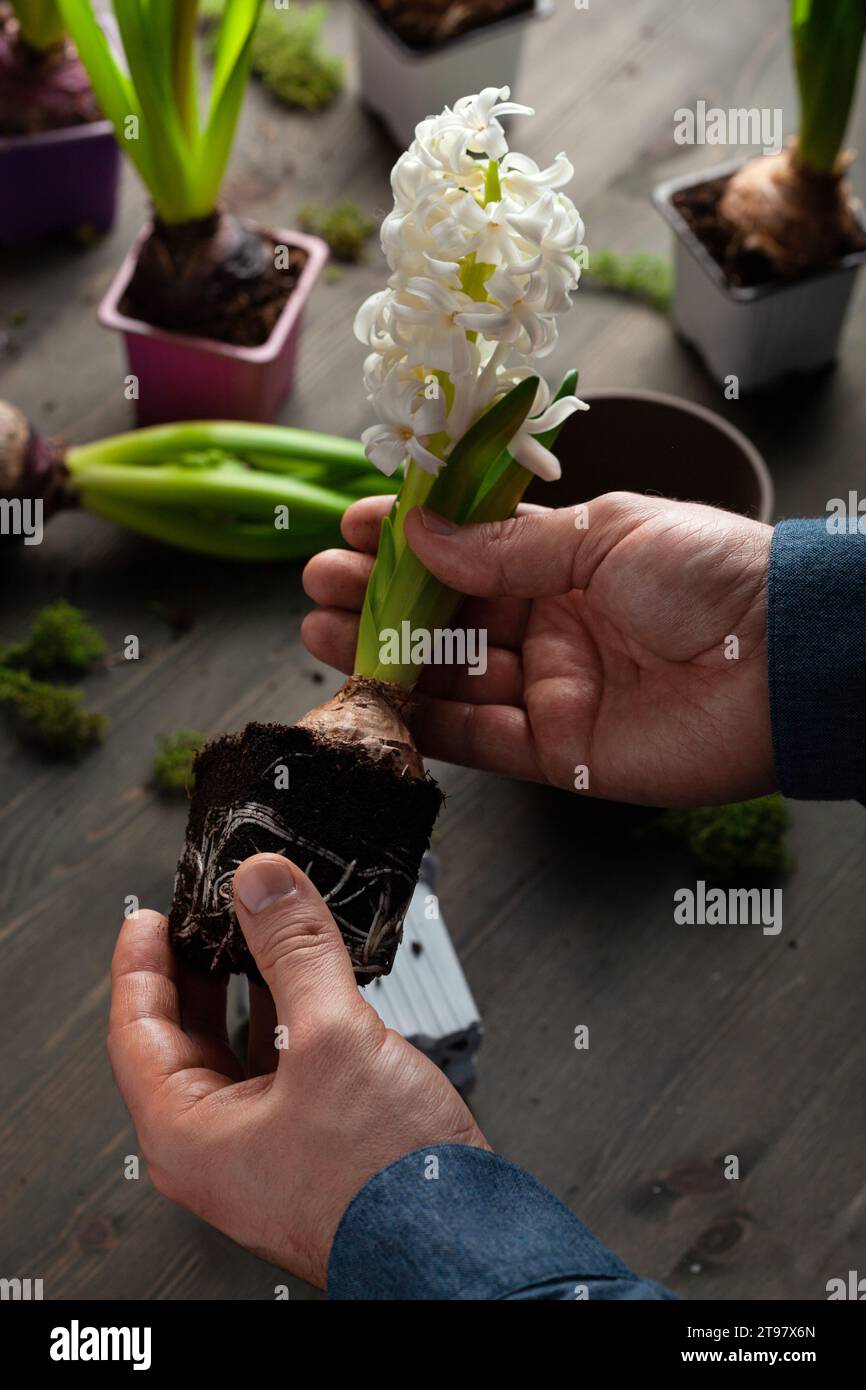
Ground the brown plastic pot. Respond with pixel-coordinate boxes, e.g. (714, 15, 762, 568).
(526, 388, 773, 522)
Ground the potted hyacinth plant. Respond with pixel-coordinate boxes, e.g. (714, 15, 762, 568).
(0, 0, 121, 244)
(0, 399, 383, 559)
(654, 0, 866, 392)
(56, 0, 328, 425)
(350, 0, 552, 147)
(168, 87, 585, 983)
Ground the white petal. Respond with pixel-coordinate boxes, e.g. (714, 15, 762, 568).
(526, 395, 588, 434)
(362, 426, 407, 477)
(407, 437, 444, 476)
(510, 432, 562, 481)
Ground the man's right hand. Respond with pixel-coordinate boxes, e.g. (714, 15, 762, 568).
(302, 493, 776, 807)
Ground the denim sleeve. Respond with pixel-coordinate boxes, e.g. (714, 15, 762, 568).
(327, 1145, 675, 1301)
(768, 519, 866, 800)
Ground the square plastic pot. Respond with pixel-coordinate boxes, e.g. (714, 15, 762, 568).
(350, 0, 553, 148)
(654, 160, 866, 393)
(0, 120, 121, 246)
(98, 223, 329, 426)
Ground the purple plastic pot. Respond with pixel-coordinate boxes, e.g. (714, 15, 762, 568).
(0, 120, 120, 245)
(98, 223, 329, 426)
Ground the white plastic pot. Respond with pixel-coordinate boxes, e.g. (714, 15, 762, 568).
(350, 0, 553, 148)
(654, 160, 866, 393)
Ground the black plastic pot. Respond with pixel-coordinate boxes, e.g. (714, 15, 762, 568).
(527, 388, 773, 522)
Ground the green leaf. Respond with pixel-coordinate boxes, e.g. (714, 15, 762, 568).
(198, 0, 262, 212)
(471, 369, 579, 521)
(9, 0, 65, 49)
(56, 0, 156, 190)
(353, 377, 540, 687)
(421, 374, 538, 525)
(59, 0, 261, 221)
(112, 0, 191, 217)
(172, 0, 200, 141)
(370, 514, 396, 614)
(792, 0, 866, 172)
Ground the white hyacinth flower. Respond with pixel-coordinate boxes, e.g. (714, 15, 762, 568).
(360, 365, 446, 477)
(356, 87, 587, 481)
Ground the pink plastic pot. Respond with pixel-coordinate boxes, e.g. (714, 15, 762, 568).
(98, 223, 329, 425)
(0, 119, 120, 245)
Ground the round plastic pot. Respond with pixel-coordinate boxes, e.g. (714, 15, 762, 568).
(526, 387, 774, 522)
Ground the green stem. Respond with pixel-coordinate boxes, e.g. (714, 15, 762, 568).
(484, 158, 502, 205)
(354, 372, 579, 688)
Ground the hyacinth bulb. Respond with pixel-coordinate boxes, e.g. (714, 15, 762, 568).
(0, 20, 99, 135)
(719, 142, 862, 278)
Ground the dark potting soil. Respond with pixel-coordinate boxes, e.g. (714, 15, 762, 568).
(366, 0, 533, 51)
(673, 175, 866, 289)
(0, 11, 101, 135)
(169, 721, 442, 985)
(119, 214, 306, 348)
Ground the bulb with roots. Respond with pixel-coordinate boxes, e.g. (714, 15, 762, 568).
(297, 675, 425, 781)
(719, 140, 863, 277)
(169, 678, 441, 985)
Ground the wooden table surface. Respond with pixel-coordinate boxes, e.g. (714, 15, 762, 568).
(2, 0, 864, 1301)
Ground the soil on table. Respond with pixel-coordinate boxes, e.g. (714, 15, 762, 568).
(673, 174, 866, 289)
(366, 0, 534, 51)
(119, 213, 306, 348)
(0, 7, 101, 135)
(169, 720, 442, 985)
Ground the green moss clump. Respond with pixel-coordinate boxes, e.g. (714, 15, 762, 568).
(0, 667, 105, 756)
(203, 2, 343, 112)
(1, 599, 106, 675)
(256, 3, 343, 110)
(0, 601, 106, 756)
(299, 201, 375, 262)
(583, 250, 674, 313)
(643, 796, 792, 875)
(153, 729, 205, 797)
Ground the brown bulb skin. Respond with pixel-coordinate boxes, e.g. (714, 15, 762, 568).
(719, 142, 861, 277)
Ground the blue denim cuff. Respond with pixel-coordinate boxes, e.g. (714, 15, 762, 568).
(327, 1144, 675, 1301)
(769, 519, 866, 800)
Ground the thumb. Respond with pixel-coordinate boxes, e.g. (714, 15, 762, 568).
(404, 501, 617, 600)
(233, 854, 361, 1029)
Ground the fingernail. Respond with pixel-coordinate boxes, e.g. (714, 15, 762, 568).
(419, 507, 457, 536)
(235, 856, 297, 914)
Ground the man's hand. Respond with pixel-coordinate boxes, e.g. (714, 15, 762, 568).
(109, 854, 487, 1289)
(302, 493, 775, 807)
